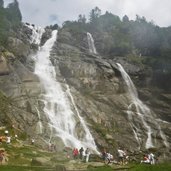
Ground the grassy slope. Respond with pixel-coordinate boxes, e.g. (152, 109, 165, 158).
(0, 141, 171, 171)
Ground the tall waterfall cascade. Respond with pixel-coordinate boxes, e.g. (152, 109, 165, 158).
(28, 26, 98, 153)
(25, 24, 45, 44)
(116, 63, 169, 149)
(87, 32, 97, 54)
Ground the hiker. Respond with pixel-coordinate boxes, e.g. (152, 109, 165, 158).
(73, 148, 79, 159)
(0, 150, 4, 165)
(31, 138, 35, 145)
(85, 148, 90, 162)
(0, 136, 2, 144)
(149, 152, 155, 165)
(6, 136, 11, 144)
(105, 152, 113, 164)
(117, 147, 125, 165)
(14, 134, 18, 140)
(4, 130, 8, 136)
(79, 147, 84, 160)
(123, 149, 129, 164)
(102, 148, 107, 161)
(141, 154, 150, 164)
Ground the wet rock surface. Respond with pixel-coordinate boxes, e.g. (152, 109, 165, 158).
(0, 25, 170, 161)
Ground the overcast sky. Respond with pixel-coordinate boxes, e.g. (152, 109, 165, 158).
(4, 0, 171, 27)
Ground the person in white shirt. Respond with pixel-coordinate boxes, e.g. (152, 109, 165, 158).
(6, 136, 11, 144)
(4, 130, 8, 136)
(85, 148, 90, 162)
(117, 147, 125, 165)
(149, 153, 155, 165)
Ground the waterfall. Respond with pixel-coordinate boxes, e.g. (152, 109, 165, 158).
(35, 107, 43, 134)
(25, 24, 45, 44)
(65, 85, 97, 148)
(30, 27, 98, 153)
(116, 63, 169, 149)
(87, 32, 97, 54)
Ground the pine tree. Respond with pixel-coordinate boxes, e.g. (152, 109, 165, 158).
(0, 0, 4, 8)
(7, 0, 22, 21)
(89, 7, 101, 23)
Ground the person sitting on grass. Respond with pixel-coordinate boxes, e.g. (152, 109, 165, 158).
(0, 150, 4, 165)
(141, 154, 150, 164)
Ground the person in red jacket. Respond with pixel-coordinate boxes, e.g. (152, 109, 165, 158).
(73, 148, 79, 159)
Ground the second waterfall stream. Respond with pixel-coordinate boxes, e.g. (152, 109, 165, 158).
(31, 28, 98, 153)
(116, 63, 169, 149)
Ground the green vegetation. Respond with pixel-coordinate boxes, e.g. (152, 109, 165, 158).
(129, 163, 171, 171)
(62, 7, 171, 74)
(0, 140, 171, 171)
(86, 164, 171, 171)
(0, 91, 10, 126)
(0, 0, 22, 47)
(0, 165, 53, 171)
(0, 91, 9, 114)
(87, 165, 113, 171)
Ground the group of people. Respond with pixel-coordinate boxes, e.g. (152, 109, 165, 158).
(141, 152, 156, 165)
(117, 147, 129, 165)
(102, 147, 157, 166)
(0, 130, 15, 165)
(73, 147, 91, 162)
(102, 147, 128, 165)
(0, 130, 18, 145)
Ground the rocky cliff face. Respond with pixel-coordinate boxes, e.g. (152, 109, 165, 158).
(0, 24, 171, 159)
(50, 28, 171, 154)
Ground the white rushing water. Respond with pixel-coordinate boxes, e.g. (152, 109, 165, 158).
(25, 24, 45, 44)
(116, 63, 169, 149)
(30, 27, 98, 153)
(87, 32, 97, 54)
(35, 107, 43, 134)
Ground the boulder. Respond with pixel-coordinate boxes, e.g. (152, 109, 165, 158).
(31, 157, 52, 166)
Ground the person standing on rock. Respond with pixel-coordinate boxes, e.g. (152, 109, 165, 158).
(31, 138, 35, 145)
(73, 148, 79, 159)
(6, 136, 11, 144)
(149, 152, 155, 165)
(79, 147, 84, 160)
(85, 148, 90, 162)
(117, 147, 125, 165)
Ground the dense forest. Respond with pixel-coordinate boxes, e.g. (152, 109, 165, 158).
(62, 7, 171, 74)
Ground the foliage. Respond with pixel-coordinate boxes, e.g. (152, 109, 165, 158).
(46, 23, 59, 30)
(0, 91, 9, 117)
(0, 0, 4, 8)
(127, 54, 143, 66)
(78, 14, 86, 24)
(0, 0, 21, 47)
(89, 6, 101, 24)
(0, 166, 51, 171)
(87, 165, 113, 171)
(129, 163, 171, 171)
(62, 7, 171, 73)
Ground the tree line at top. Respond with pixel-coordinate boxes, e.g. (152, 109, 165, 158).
(62, 7, 171, 72)
(0, 2, 171, 73)
(0, 0, 22, 46)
